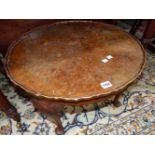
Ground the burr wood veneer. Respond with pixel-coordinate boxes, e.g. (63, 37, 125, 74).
(4, 21, 145, 134)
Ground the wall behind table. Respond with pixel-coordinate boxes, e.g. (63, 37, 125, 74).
(0, 19, 114, 56)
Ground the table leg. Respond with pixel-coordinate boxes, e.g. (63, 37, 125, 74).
(51, 113, 64, 135)
(0, 91, 20, 122)
(113, 93, 122, 107)
(31, 97, 64, 135)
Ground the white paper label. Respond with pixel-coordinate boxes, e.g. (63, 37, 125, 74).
(101, 58, 108, 63)
(106, 55, 113, 60)
(100, 81, 112, 89)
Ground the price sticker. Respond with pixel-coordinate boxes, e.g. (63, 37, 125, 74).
(100, 81, 112, 89)
(101, 58, 108, 63)
(106, 55, 113, 60)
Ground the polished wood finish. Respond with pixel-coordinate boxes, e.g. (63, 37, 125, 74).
(6, 21, 145, 101)
(4, 21, 145, 134)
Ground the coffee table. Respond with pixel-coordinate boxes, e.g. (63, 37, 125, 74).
(4, 21, 145, 134)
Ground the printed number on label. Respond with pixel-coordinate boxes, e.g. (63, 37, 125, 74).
(100, 81, 112, 89)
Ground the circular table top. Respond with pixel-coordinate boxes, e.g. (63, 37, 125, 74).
(5, 21, 145, 102)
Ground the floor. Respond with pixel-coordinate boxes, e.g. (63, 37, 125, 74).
(0, 50, 155, 135)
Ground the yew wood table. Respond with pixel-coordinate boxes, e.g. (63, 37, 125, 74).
(4, 21, 145, 134)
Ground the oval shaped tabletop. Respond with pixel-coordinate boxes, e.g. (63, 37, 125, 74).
(6, 21, 145, 101)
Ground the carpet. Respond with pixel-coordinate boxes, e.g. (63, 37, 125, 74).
(0, 50, 155, 135)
